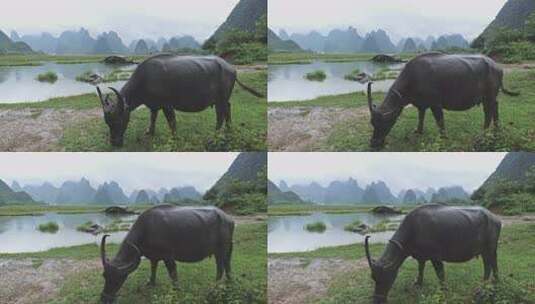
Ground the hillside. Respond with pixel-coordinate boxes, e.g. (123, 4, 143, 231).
(268, 28, 302, 52)
(473, 152, 535, 214)
(0, 30, 33, 54)
(268, 180, 304, 204)
(208, 0, 267, 42)
(204, 152, 267, 214)
(476, 0, 535, 41)
(0, 179, 35, 205)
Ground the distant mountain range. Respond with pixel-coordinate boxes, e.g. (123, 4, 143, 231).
(0, 179, 35, 205)
(7, 178, 202, 206)
(7, 28, 201, 55)
(272, 27, 470, 53)
(268, 28, 302, 52)
(270, 178, 470, 205)
(268, 180, 303, 204)
(476, 152, 535, 192)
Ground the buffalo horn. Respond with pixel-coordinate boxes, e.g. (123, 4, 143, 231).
(96, 86, 106, 107)
(367, 82, 375, 113)
(100, 234, 110, 267)
(108, 87, 125, 111)
(365, 235, 375, 269)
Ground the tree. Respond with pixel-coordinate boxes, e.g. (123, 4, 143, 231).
(525, 12, 535, 42)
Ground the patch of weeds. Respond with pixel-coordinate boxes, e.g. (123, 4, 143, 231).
(344, 69, 363, 81)
(344, 220, 367, 233)
(305, 221, 327, 233)
(37, 221, 59, 233)
(305, 70, 327, 81)
(36, 71, 58, 83)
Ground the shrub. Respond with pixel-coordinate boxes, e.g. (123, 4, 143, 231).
(344, 219, 365, 233)
(36, 71, 58, 83)
(344, 69, 362, 81)
(304, 70, 327, 81)
(305, 221, 327, 233)
(37, 221, 59, 233)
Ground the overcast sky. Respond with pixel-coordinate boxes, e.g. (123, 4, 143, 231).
(269, 0, 506, 42)
(269, 153, 506, 193)
(1, 153, 238, 194)
(0, 0, 239, 43)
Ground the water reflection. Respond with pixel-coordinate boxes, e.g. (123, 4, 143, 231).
(268, 212, 404, 253)
(268, 61, 404, 102)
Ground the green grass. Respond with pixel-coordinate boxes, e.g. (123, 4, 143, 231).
(0, 71, 266, 152)
(0, 54, 147, 67)
(101, 68, 133, 82)
(371, 67, 400, 81)
(268, 204, 413, 216)
(273, 69, 535, 152)
(305, 221, 327, 233)
(271, 223, 535, 304)
(2, 223, 267, 304)
(36, 71, 58, 83)
(344, 69, 363, 81)
(76, 221, 96, 232)
(343, 220, 365, 232)
(268, 52, 416, 65)
(305, 70, 327, 81)
(0, 204, 150, 216)
(37, 221, 59, 233)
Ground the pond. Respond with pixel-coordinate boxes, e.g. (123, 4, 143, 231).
(0, 213, 138, 253)
(0, 62, 136, 103)
(268, 61, 404, 102)
(268, 212, 405, 253)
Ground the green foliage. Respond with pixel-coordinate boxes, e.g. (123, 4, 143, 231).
(343, 69, 362, 81)
(37, 221, 59, 233)
(524, 12, 535, 42)
(304, 70, 327, 81)
(305, 221, 327, 233)
(343, 220, 365, 233)
(254, 14, 267, 43)
(473, 166, 535, 215)
(76, 221, 95, 232)
(214, 21, 267, 65)
(371, 67, 400, 81)
(481, 20, 535, 63)
(36, 71, 58, 83)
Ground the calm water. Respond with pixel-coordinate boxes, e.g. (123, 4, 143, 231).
(0, 62, 136, 103)
(268, 212, 405, 253)
(268, 61, 404, 102)
(0, 213, 137, 253)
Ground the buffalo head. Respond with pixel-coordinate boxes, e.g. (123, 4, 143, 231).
(96, 87, 130, 147)
(365, 236, 400, 304)
(367, 83, 402, 150)
(100, 235, 138, 304)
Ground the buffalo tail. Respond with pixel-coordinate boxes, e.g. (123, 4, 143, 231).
(501, 85, 520, 97)
(236, 78, 265, 98)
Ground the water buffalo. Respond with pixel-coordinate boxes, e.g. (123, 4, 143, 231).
(367, 52, 519, 149)
(99, 205, 234, 304)
(96, 54, 264, 147)
(364, 204, 501, 304)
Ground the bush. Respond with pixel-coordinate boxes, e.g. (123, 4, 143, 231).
(304, 70, 327, 81)
(344, 69, 362, 81)
(37, 221, 59, 233)
(344, 219, 365, 233)
(36, 71, 58, 83)
(305, 221, 327, 233)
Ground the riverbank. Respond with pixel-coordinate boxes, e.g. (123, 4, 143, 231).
(0, 70, 266, 152)
(0, 54, 148, 67)
(0, 222, 267, 304)
(268, 204, 408, 216)
(268, 222, 535, 304)
(268, 68, 534, 152)
(268, 52, 414, 65)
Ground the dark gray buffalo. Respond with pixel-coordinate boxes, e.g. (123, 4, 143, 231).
(367, 52, 519, 149)
(96, 54, 264, 147)
(364, 204, 501, 304)
(99, 205, 234, 304)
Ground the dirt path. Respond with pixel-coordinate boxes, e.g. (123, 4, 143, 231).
(268, 106, 368, 151)
(268, 257, 367, 304)
(500, 214, 535, 226)
(0, 258, 100, 304)
(0, 108, 102, 151)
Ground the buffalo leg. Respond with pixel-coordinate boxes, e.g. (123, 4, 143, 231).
(162, 107, 177, 137)
(482, 101, 492, 129)
(431, 260, 445, 286)
(482, 254, 492, 281)
(215, 103, 225, 131)
(146, 109, 159, 136)
(225, 102, 232, 127)
(148, 259, 158, 286)
(215, 253, 224, 281)
(163, 259, 178, 284)
(430, 107, 446, 137)
(415, 108, 426, 134)
(490, 250, 499, 282)
(224, 242, 233, 280)
(415, 260, 426, 286)
(492, 100, 500, 129)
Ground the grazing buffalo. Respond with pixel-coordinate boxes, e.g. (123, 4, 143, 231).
(367, 52, 519, 149)
(364, 204, 501, 304)
(100, 205, 234, 304)
(96, 54, 264, 147)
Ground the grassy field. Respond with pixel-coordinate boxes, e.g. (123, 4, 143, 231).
(0, 54, 147, 66)
(270, 69, 535, 152)
(1, 222, 267, 304)
(271, 223, 535, 304)
(268, 52, 415, 65)
(0, 71, 266, 151)
(268, 204, 409, 216)
(0, 204, 152, 216)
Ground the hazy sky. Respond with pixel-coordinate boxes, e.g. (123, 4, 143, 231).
(1, 0, 239, 43)
(269, 0, 506, 42)
(1, 153, 238, 194)
(269, 153, 506, 193)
